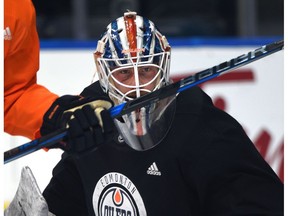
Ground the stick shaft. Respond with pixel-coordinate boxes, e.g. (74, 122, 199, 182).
(4, 40, 284, 164)
(4, 129, 67, 164)
(110, 40, 284, 118)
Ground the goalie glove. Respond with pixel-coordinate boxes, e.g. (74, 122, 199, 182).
(40, 94, 115, 153)
(4, 166, 55, 216)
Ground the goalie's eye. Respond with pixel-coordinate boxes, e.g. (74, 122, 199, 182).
(113, 68, 133, 82)
(138, 66, 158, 79)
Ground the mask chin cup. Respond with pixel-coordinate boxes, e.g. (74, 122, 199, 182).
(114, 95, 176, 151)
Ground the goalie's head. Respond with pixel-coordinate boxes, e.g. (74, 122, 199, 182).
(94, 11, 171, 105)
(93, 11, 175, 151)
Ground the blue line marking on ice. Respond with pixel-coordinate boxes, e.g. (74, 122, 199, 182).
(40, 37, 283, 49)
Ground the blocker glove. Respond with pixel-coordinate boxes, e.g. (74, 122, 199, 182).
(40, 95, 115, 153)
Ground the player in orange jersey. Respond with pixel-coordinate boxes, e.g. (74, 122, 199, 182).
(4, 0, 105, 142)
(4, 0, 59, 139)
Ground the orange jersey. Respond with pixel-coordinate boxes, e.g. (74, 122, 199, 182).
(4, 0, 58, 139)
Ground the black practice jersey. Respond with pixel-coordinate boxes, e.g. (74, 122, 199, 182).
(43, 83, 283, 216)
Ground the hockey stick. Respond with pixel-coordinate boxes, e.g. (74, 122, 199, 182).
(4, 39, 284, 164)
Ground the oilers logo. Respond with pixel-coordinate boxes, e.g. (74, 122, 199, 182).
(93, 172, 147, 216)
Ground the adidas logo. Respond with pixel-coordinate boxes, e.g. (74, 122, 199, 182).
(147, 162, 161, 176)
(4, 27, 12, 40)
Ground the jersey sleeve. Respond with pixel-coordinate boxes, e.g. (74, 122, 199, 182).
(4, 0, 58, 140)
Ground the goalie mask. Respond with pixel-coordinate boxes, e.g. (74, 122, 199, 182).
(94, 11, 176, 151)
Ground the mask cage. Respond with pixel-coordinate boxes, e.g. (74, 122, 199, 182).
(97, 51, 171, 104)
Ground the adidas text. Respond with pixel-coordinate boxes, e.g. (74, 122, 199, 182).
(147, 170, 161, 176)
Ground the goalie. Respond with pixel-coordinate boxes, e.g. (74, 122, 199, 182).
(7, 11, 283, 216)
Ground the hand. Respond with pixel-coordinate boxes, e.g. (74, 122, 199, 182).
(66, 104, 115, 152)
(40, 95, 115, 153)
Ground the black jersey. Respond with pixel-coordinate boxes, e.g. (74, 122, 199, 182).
(43, 83, 283, 216)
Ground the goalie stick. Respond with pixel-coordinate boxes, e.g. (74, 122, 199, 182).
(4, 39, 284, 164)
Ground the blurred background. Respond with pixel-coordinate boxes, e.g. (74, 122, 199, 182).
(4, 0, 284, 210)
(32, 0, 283, 39)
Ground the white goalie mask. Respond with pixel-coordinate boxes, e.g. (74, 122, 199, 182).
(94, 11, 176, 151)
